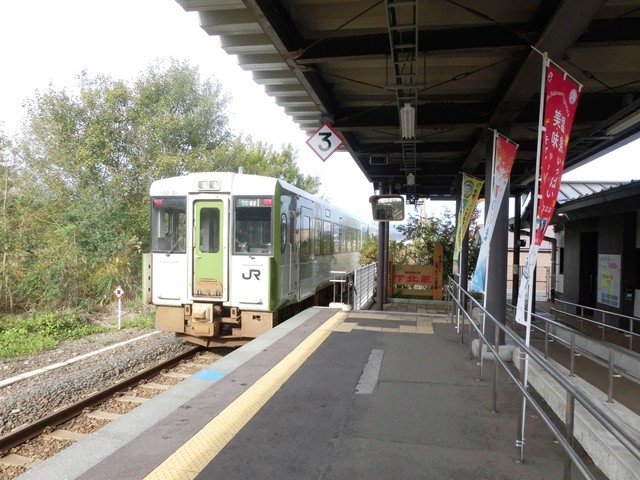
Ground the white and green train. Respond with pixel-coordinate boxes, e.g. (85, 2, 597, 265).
(145, 171, 373, 346)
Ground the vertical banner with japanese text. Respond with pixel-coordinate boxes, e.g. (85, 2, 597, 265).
(515, 60, 581, 324)
(470, 132, 518, 293)
(453, 174, 483, 276)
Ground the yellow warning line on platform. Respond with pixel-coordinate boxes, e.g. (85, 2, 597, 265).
(144, 311, 347, 480)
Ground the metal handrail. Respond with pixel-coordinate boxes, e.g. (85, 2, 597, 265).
(447, 278, 640, 480)
(330, 270, 346, 297)
(553, 298, 638, 351)
(507, 305, 640, 404)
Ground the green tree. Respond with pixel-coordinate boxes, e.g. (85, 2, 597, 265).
(6, 59, 318, 312)
(359, 234, 377, 266)
(0, 130, 14, 310)
(359, 234, 412, 266)
(222, 137, 320, 193)
(397, 208, 481, 281)
(361, 207, 481, 283)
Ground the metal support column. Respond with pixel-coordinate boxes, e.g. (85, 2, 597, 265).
(376, 185, 390, 311)
(485, 137, 509, 344)
(383, 219, 389, 305)
(512, 194, 521, 306)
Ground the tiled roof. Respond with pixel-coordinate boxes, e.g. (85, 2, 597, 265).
(556, 181, 629, 204)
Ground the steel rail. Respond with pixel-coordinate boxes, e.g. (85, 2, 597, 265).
(0, 346, 201, 453)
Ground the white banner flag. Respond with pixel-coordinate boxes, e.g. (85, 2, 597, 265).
(470, 132, 517, 293)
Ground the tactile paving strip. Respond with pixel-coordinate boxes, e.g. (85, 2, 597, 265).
(144, 311, 347, 480)
(332, 312, 451, 335)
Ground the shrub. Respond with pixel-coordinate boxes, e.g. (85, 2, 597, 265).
(0, 311, 107, 359)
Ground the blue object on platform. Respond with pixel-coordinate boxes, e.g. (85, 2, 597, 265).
(193, 370, 226, 381)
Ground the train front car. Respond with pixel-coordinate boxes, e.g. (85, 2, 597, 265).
(147, 172, 367, 347)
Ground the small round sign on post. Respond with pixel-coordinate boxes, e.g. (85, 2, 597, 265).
(113, 285, 125, 329)
(306, 122, 344, 162)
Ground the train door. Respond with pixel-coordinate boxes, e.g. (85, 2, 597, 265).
(288, 207, 300, 297)
(299, 206, 314, 298)
(193, 200, 227, 299)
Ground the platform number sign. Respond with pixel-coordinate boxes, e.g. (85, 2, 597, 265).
(306, 123, 344, 161)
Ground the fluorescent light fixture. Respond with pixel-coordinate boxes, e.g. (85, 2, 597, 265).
(406, 172, 415, 185)
(606, 109, 640, 136)
(400, 103, 416, 139)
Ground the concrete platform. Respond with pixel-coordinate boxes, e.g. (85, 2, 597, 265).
(18, 306, 588, 480)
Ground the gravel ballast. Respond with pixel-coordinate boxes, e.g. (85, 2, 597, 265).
(0, 328, 194, 437)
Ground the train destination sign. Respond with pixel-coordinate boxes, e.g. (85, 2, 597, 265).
(306, 122, 344, 161)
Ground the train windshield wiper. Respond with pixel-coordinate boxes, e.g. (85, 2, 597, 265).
(165, 238, 182, 256)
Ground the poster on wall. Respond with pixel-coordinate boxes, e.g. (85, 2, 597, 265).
(598, 254, 621, 308)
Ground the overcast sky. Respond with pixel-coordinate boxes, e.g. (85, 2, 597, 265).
(0, 0, 376, 219)
(1, 0, 638, 222)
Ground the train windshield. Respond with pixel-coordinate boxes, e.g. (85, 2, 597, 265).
(234, 197, 273, 255)
(150, 197, 186, 254)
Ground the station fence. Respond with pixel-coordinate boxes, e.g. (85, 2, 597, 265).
(353, 263, 376, 310)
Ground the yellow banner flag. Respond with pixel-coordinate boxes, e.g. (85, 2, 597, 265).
(453, 174, 483, 276)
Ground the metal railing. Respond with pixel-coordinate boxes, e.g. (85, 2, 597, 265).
(506, 305, 640, 404)
(330, 270, 351, 306)
(507, 265, 551, 300)
(447, 278, 640, 480)
(551, 298, 639, 352)
(353, 263, 376, 310)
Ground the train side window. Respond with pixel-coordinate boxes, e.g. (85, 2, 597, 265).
(151, 197, 186, 253)
(199, 207, 220, 253)
(342, 226, 347, 252)
(351, 227, 356, 252)
(333, 223, 341, 253)
(314, 219, 322, 256)
(234, 197, 273, 255)
(300, 215, 311, 260)
(323, 220, 332, 255)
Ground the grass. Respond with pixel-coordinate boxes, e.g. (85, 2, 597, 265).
(120, 312, 155, 330)
(0, 308, 155, 360)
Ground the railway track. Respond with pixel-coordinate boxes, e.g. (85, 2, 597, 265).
(0, 346, 227, 479)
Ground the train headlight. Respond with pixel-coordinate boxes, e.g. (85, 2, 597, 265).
(198, 180, 221, 191)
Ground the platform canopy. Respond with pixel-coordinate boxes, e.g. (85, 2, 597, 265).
(177, 0, 640, 203)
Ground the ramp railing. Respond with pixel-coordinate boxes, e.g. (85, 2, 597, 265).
(505, 303, 640, 405)
(447, 278, 640, 480)
(550, 298, 639, 352)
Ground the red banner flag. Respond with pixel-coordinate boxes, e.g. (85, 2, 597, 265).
(534, 64, 581, 246)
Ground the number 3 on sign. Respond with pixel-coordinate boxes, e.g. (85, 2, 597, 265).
(306, 123, 344, 161)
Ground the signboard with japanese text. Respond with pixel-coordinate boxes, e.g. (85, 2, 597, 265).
(534, 64, 581, 245)
(598, 254, 621, 308)
(306, 123, 344, 161)
(391, 243, 443, 300)
(516, 58, 582, 326)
